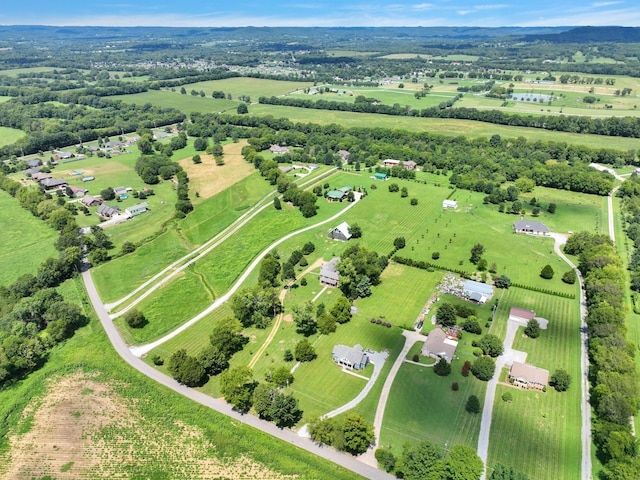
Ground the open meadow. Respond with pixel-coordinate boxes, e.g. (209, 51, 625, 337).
(0, 189, 58, 285)
(112, 90, 238, 115)
(0, 126, 25, 147)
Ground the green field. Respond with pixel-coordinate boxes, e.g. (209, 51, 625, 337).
(0, 126, 26, 147)
(112, 90, 238, 115)
(0, 189, 59, 286)
(0, 277, 364, 480)
(179, 77, 313, 99)
(487, 288, 582, 480)
(247, 103, 640, 151)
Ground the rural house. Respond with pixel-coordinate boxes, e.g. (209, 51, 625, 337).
(463, 280, 494, 303)
(338, 150, 350, 162)
(442, 199, 458, 209)
(55, 151, 74, 160)
(421, 328, 458, 363)
(325, 186, 352, 202)
(513, 219, 550, 236)
(80, 195, 102, 207)
(97, 203, 120, 218)
(30, 172, 51, 182)
(67, 185, 88, 198)
(124, 202, 148, 217)
(509, 307, 536, 322)
(269, 144, 290, 155)
(332, 344, 369, 370)
(319, 257, 340, 286)
(509, 362, 549, 390)
(382, 159, 400, 167)
(40, 178, 68, 190)
(26, 159, 42, 168)
(328, 221, 352, 241)
(402, 160, 417, 171)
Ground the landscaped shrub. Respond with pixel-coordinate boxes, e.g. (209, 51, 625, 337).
(300, 277, 308, 286)
(375, 448, 396, 473)
(502, 391, 513, 402)
(283, 349, 294, 362)
(540, 264, 554, 279)
(550, 369, 571, 392)
(151, 355, 164, 366)
(461, 360, 472, 377)
(466, 395, 481, 414)
(562, 269, 577, 284)
(524, 319, 541, 338)
(434, 358, 452, 377)
(432, 251, 440, 260)
(412, 354, 420, 362)
(471, 356, 496, 381)
(451, 382, 459, 391)
(124, 309, 148, 328)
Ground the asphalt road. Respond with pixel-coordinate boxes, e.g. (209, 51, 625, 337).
(82, 265, 394, 480)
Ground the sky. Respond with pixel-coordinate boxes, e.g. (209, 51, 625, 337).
(1, 1, 640, 28)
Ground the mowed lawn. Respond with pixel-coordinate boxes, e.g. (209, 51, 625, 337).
(0, 126, 26, 146)
(487, 288, 582, 480)
(0, 190, 58, 285)
(180, 77, 314, 99)
(112, 90, 238, 115)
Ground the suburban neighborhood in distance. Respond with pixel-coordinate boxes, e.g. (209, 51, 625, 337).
(0, 10, 640, 480)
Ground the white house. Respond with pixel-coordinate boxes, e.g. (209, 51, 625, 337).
(125, 202, 148, 217)
(443, 199, 458, 209)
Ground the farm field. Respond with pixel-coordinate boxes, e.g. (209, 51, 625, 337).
(0, 281, 363, 480)
(0, 126, 26, 146)
(247, 103, 640, 151)
(179, 77, 314, 99)
(112, 90, 238, 115)
(0, 189, 58, 285)
(487, 288, 582, 480)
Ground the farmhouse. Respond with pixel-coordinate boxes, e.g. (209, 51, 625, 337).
(509, 307, 536, 322)
(97, 203, 120, 218)
(114, 186, 128, 196)
(80, 195, 102, 207)
(26, 159, 42, 168)
(67, 185, 88, 198)
(319, 257, 340, 286)
(402, 160, 418, 171)
(325, 186, 352, 202)
(421, 328, 458, 363)
(125, 202, 148, 217)
(30, 172, 51, 182)
(269, 145, 290, 155)
(332, 344, 369, 370)
(513, 219, 550, 236)
(509, 361, 549, 390)
(382, 159, 400, 167)
(40, 178, 68, 190)
(374, 172, 388, 181)
(338, 150, 350, 162)
(278, 165, 294, 173)
(328, 221, 352, 241)
(443, 199, 458, 209)
(55, 151, 74, 160)
(463, 280, 494, 303)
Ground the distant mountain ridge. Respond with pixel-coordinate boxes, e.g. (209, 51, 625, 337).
(522, 26, 640, 43)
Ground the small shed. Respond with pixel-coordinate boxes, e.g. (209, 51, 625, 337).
(374, 172, 388, 181)
(320, 257, 340, 286)
(332, 344, 369, 370)
(443, 199, 458, 209)
(328, 222, 352, 241)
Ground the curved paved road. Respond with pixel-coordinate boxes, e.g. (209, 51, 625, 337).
(131, 193, 362, 357)
(82, 265, 393, 480)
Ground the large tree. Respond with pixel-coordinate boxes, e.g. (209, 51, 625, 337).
(219, 366, 254, 413)
(477, 334, 504, 357)
(341, 413, 374, 455)
(401, 440, 444, 480)
(293, 301, 317, 336)
(443, 445, 484, 480)
(437, 303, 457, 327)
(472, 356, 496, 381)
(470, 243, 485, 264)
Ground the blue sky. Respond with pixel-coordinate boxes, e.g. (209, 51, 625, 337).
(1, 1, 639, 27)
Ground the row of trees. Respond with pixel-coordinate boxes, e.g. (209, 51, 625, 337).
(258, 94, 640, 139)
(564, 231, 640, 477)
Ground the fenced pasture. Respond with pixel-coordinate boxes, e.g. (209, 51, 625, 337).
(0, 189, 58, 286)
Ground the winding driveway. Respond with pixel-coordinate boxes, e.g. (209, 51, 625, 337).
(130, 193, 362, 357)
(82, 265, 393, 480)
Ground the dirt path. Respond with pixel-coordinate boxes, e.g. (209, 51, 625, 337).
(248, 258, 324, 369)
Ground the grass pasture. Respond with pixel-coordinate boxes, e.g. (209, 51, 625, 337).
(0, 189, 58, 286)
(112, 90, 238, 115)
(179, 77, 313, 99)
(487, 287, 582, 480)
(0, 126, 25, 146)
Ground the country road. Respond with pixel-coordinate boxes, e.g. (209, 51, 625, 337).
(82, 265, 394, 480)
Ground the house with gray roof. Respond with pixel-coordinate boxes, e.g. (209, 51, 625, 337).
(422, 328, 458, 363)
(513, 219, 550, 236)
(40, 177, 68, 190)
(328, 221, 352, 241)
(463, 280, 494, 303)
(80, 195, 102, 207)
(269, 144, 290, 155)
(26, 159, 42, 168)
(332, 344, 369, 370)
(320, 257, 340, 287)
(97, 203, 120, 218)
